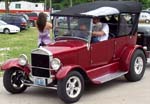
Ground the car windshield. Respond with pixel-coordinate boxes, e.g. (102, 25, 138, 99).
(53, 16, 91, 42)
(0, 20, 7, 25)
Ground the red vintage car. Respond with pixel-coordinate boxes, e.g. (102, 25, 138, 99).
(0, 1, 147, 103)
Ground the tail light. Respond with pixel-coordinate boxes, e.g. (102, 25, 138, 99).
(21, 22, 27, 26)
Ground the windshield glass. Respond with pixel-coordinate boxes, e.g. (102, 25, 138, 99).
(0, 20, 7, 25)
(53, 16, 91, 42)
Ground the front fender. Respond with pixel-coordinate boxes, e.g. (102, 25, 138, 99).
(1, 58, 30, 75)
(120, 45, 146, 71)
(56, 65, 84, 80)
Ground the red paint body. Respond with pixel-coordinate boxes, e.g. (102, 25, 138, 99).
(0, 34, 146, 84)
(1, 59, 30, 75)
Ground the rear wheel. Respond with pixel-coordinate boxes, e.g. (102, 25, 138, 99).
(3, 28, 10, 34)
(30, 21, 35, 27)
(125, 49, 146, 82)
(3, 68, 28, 94)
(57, 71, 84, 103)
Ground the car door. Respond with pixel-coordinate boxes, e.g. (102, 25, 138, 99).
(90, 39, 115, 67)
(10, 17, 16, 26)
(0, 23, 3, 32)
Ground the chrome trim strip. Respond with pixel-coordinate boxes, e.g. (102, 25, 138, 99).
(24, 83, 57, 90)
(39, 47, 53, 56)
(54, 36, 88, 42)
(32, 66, 50, 70)
(93, 72, 128, 83)
(31, 47, 53, 56)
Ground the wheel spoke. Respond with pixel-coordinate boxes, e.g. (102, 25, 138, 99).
(10, 70, 26, 89)
(66, 87, 70, 91)
(67, 79, 71, 85)
(74, 87, 80, 91)
(72, 79, 77, 85)
(70, 89, 74, 96)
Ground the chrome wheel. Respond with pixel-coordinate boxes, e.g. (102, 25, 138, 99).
(66, 76, 82, 98)
(125, 49, 146, 82)
(134, 57, 143, 75)
(11, 70, 24, 89)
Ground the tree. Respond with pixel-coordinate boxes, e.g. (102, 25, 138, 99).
(139, 0, 150, 9)
(5, 0, 9, 13)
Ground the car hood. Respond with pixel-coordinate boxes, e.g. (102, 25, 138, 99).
(43, 40, 87, 55)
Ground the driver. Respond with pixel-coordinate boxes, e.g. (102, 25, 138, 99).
(91, 17, 109, 43)
(74, 23, 89, 39)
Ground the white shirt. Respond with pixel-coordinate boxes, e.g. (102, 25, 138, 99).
(93, 23, 109, 41)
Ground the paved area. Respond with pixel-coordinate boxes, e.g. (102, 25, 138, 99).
(0, 64, 150, 104)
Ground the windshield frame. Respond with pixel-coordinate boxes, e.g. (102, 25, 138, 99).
(52, 16, 93, 43)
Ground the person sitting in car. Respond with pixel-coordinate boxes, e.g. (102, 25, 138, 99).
(74, 23, 89, 40)
(91, 17, 109, 43)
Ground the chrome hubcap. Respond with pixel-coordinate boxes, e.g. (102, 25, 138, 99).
(11, 70, 24, 89)
(134, 57, 144, 75)
(66, 76, 81, 98)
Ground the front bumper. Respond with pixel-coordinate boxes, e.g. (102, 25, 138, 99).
(10, 29, 20, 33)
(23, 76, 57, 90)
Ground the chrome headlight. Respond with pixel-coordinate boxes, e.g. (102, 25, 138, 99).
(18, 54, 28, 66)
(51, 58, 61, 70)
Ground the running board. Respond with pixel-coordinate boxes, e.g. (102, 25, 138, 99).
(92, 71, 128, 84)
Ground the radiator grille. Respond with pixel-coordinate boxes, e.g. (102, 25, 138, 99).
(32, 67, 50, 78)
(31, 53, 50, 78)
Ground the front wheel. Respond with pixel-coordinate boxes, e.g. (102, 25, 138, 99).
(3, 28, 10, 34)
(3, 68, 28, 94)
(57, 71, 84, 103)
(145, 19, 150, 23)
(125, 49, 146, 82)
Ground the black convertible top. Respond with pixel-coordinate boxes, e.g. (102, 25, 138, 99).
(51, 1, 142, 17)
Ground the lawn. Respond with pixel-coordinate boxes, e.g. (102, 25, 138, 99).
(0, 27, 38, 66)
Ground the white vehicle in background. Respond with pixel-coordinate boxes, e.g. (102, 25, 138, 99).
(139, 11, 150, 23)
(0, 20, 20, 34)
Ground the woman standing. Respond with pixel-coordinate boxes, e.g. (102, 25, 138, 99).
(36, 12, 52, 47)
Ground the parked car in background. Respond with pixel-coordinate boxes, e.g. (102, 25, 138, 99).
(138, 23, 150, 52)
(13, 13, 30, 28)
(44, 12, 51, 22)
(0, 15, 27, 30)
(139, 11, 150, 23)
(0, 14, 2, 19)
(26, 12, 38, 27)
(0, 20, 20, 34)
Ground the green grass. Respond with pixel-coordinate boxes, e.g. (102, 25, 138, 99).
(0, 27, 37, 66)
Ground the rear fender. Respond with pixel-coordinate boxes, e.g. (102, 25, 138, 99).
(56, 65, 86, 80)
(0, 58, 30, 75)
(120, 45, 146, 71)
